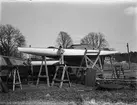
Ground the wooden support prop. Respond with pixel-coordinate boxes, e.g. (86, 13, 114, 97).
(91, 49, 101, 69)
(99, 57, 103, 71)
(52, 47, 71, 88)
(44, 56, 50, 87)
(80, 48, 101, 69)
(127, 43, 131, 70)
(51, 65, 71, 88)
(84, 49, 88, 67)
(12, 67, 22, 91)
(29, 45, 34, 83)
(76, 48, 102, 85)
(51, 66, 59, 86)
(86, 57, 100, 70)
(36, 59, 43, 86)
(60, 65, 66, 88)
(36, 56, 50, 87)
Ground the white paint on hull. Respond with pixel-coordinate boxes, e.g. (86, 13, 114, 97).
(18, 47, 120, 56)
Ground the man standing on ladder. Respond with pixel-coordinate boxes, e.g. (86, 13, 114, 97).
(58, 46, 65, 64)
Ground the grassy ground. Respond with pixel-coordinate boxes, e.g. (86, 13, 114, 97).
(0, 63, 137, 105)
(0, 83, 137, 105)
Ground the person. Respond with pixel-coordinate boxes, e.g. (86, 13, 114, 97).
(58, 46, 65, 65)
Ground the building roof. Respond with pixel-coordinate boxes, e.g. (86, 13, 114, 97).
(70, 44, 94, 49)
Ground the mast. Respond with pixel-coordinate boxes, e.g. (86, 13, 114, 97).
(127, 43, 131, 69)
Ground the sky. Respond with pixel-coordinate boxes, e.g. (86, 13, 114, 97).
(0, 0, 137, 52)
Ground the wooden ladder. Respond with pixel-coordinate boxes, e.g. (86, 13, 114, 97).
(7, 67, 22, 91)
(112, 64, 125, 79)
(51, 64, 71, 88)
(36, 56, 50, 87)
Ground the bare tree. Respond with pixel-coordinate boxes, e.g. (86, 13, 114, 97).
(56, 31, 73, 48)
(0, 24, 26, 57)
(80, 32, 109, 50)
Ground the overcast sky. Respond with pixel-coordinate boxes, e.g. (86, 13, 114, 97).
(0, 1, 136, 52)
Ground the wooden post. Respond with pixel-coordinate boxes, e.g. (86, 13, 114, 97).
(127, 43, 131, 69)
(29, 45, 33, 83)
(60, 65, 66, 88)
(80, 48, 87, 67)
(51, 66, 59, 86)
(13, 69, 16, 91)
(44, 56, 50, 87)
(36, 60, 43, 86)
(12, 68, 22, 91)
(17, 68, 22, 90)
(99, 57, 103, 72)
(91, 49, 101, 69)
(29, 45, 33, 76)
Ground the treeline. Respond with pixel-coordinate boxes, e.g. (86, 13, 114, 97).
(114, 52, 137, 63)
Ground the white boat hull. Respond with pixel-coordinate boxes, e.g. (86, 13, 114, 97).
(18, 47, 119, 57)
(18, 47, 120, 66)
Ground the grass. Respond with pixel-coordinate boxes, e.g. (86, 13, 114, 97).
(0, 83, 137, 105)
(0, 62, 137, 105)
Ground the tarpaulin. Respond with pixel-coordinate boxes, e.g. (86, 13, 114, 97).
(0, 55, 27, 72)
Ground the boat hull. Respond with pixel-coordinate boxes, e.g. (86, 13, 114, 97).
(18, 47, 119, 56)
(18, 47, 119, 66)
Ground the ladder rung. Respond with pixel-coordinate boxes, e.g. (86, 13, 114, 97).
(62, 79, 70, 82)
(52, 65, 71, 88)
(53, 79, 62, 81)
(14, 82, 21, 85)
(54, 79, 69, 82)
(38, 75, 47, 78)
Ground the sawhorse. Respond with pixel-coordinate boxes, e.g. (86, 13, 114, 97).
(51, 64, 71, 88)
(7, 67, 22, 91)
(36, 56, 50, 87)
